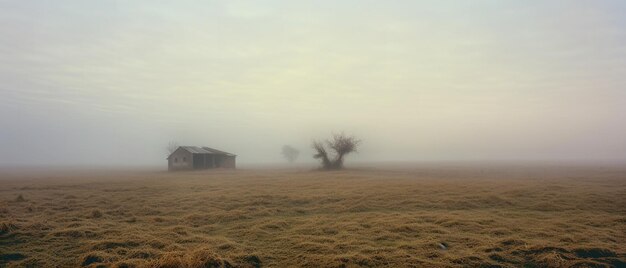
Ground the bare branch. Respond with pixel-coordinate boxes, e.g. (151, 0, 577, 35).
(166, 141, 179, 156)
(312, 140, 332, 169)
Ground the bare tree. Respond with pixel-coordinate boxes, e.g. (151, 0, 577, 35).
(281, 145, 300, 163)
(312, 133, 360, 170)
(312, 141, 332, 169)
(166, 141, 179, 156)
(327, 133, 360, 169)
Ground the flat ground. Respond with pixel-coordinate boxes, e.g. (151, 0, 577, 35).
(1, 165, 625, 267)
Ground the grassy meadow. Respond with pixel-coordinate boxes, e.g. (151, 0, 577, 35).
(1, 165, 625, 267)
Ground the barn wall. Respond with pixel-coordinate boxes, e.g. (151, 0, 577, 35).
(220, 156, 236, 169)
(168, 148, 193, 171)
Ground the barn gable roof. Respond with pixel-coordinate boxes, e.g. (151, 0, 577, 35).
(179, 146, 236, 156)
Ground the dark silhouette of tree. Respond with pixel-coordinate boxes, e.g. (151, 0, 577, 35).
(281, 145, 300, 163)
(312, 141, 332, 169)
(312, 133, 360, 170)
(166, 141, 179, 156)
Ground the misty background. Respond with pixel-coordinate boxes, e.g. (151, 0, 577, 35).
(1, 1, 625, 167)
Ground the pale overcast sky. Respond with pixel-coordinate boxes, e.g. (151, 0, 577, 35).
(1, 1, 625, 166)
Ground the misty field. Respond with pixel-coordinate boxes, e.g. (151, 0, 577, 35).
(1, 166, 625, 267)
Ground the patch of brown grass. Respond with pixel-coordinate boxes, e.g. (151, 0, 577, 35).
(0, 221, 18, 235)
(14, 194, 26, 202)
(0, 166, 625, 267)
(147, 248, 260, 268)
(90, 209, 103, 219)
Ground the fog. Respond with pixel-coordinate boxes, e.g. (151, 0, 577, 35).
(1, 1, 625, 167)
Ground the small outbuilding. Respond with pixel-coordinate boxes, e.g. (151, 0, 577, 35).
(167, 146, 236, 171)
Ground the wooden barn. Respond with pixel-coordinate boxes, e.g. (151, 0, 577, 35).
(167, 146, 236, 171)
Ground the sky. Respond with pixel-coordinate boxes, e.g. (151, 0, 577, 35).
(1, 0, 625, 166)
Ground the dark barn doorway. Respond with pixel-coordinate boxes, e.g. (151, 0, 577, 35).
(193, 154, 216, 169)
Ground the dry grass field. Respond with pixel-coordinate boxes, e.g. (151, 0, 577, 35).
(1, 165, 625, 267)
